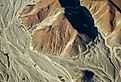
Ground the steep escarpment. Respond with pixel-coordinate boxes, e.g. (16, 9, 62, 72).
(80, 0, 121, 47)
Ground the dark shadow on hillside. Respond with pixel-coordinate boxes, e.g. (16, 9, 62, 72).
(59, 0, 80, 7)
(109, 0, 121, 13)
(83, 70, 95, 81)
(59, 0, 98, 40)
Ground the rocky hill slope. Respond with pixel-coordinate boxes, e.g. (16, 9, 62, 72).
(0, 0, 121, 82)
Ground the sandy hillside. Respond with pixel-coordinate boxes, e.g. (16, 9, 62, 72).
(0, 0, 121, 82)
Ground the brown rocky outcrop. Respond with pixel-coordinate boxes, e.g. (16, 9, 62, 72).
(20, 0, 98, 57)
(1, 0, 121, 82)
(20, 0, 61, 27)
(80, 0, 121, 47)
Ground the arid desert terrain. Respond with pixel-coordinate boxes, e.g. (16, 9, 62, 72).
(0, 0, 121, 82)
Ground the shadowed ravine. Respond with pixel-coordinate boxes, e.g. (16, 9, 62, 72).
(109, 0, 121, 13)
(59, 0, 98, 40)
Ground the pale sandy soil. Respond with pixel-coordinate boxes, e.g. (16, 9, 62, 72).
(0, 0, 121, 82)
